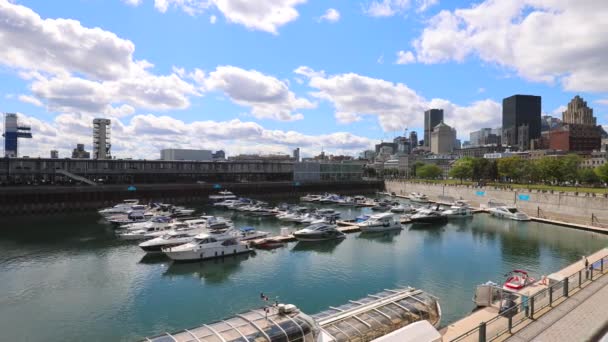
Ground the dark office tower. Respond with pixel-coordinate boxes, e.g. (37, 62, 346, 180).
(502, 95, 541, 149)
(409, 131, 418, 147)
(424, 109, 444, 148)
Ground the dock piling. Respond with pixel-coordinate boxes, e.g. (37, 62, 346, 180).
(563, 277, 569, 297)
(478, 322, 486, 342)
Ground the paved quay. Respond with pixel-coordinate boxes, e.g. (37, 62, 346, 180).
(507, 270, 608, 342)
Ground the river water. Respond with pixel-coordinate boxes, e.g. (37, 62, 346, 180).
(0, 198, 606, 341)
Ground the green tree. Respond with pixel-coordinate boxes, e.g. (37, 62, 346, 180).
(497, 157, 527, 182)
(595, 163, 608, 184)
(417, 164, 443, 179)
(471, 158, 490, 181)
(411, 161, 426, 178)
(578, 168, 600, 185)
(560, 154, 582, 183)
(449, 158, 474, 182)
(536, 157, 563, 183)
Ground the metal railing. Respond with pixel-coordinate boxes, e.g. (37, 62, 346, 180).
(450, 254, 608, 342)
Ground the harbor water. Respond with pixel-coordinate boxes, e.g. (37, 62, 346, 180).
(1, 198, 607, 341)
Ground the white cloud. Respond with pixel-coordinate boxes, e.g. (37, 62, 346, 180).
(210, 14, 217, 23)
(416, 0, 438, 13)
(0, 1, 201, 116)
(204, 66, 315, 121)
(595, 99, 608, 106)
(296, 66, 502, 138)
(14, 113, 375, 159)
(396, 50, 415, 64)
(364, 0, 410, 17)
(411, 0, 608, 92)
(477, 87, 486, 94)
(320, 8, 340, 23)
(123, 0, 143, 6)
(150, 0, 306, 34)
(18, 94, 43, 107)
(377, 55, 384, 64)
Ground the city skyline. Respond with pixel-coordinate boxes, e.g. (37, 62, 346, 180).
(0, 0, 607, 158)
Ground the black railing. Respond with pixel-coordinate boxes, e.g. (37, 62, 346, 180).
(450, 253, 608, 342)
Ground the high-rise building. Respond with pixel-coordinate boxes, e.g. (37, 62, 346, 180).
(72, 144, 90, 159)
(293, 147, 300, 162)
(563, 95, 595, 125)
(50, 150, 59, 159)
(3, 113, 32, 158)
(424, 109, 444, 148)
(93, 118, 111, 159)
(409, 131, 418, 147)
(430, 121, 456, 154)
(502, 95, 541, 149)
(212, 150, 226, 160)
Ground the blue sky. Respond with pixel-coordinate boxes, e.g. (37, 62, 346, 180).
(1, 0, 607, 158)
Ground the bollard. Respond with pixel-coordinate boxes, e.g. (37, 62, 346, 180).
(479, 322, 486, 342)
(563, 278, 569, 297)
(549, 286, 553, 306)
(530, 296, 535, 319)
(508, 315, 513, 334)
(579, 270, 582, 288)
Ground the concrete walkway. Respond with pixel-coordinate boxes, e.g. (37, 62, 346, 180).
(507, 271, 608, 342)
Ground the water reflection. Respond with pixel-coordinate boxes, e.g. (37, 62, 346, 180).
(291, 239, 344, 253)
(357, 229, 402, 244)
(138, 253, 170, 265)
(163, 253, 252, 283)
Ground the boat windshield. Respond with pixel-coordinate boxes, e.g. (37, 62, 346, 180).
(508, 208, 518, 213)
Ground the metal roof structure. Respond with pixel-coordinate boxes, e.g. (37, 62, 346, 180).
(143, 287, 440, 342)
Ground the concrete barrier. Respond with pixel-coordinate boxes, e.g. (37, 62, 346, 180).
(385, 180, 608, 228)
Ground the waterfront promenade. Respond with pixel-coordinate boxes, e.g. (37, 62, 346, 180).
(441, 248, 608, 342)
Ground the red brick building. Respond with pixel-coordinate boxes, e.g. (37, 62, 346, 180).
(548, 124, 601, 152)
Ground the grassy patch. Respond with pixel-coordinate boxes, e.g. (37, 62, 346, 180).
(404, 179, 608, 194)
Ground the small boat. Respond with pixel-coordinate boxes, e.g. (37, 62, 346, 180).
(98, 199, 140, 216)
(213, 199, 239, 208)
(117, 224, 174, 240)
(409, 192, 429, 203)
(239, 227, 270, 241)
(390, 203, 412, 213)
(293, 223, 346, 242)
(488, 206, 530, 221)
(208, 190, 237, 201)
(410, 207, 448, 224)
(503, 270, 535, 290)
(371, 202, 391, 211)
(107, 208, 154, 226)
(163, 229, 251, 262)
(200, 216, 233, 229)
(441, 206, 473, 218)
(300, 194, 322, 202)
(359, 213, 402, 232)
(253, 238, 286, 250)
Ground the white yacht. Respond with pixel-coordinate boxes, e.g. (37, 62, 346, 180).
(107, 207, 154, 225)
(441, 206, 473, 218)
(213, 199, 239, 208)
(98, 199, 140, 216)
(488, 206, 530, 221)
(300, 194, 322, 202)
(390, 203, 413, 213)
(119, 216, 173, 231)
(200, 216, 233, 230)
(293, 223, 345, 242)
(209, 190, 237, 201)
(139, 228, 205, 253)
(163, 230, 251, 261)
(359, 213, 402, 232)
(238, 227, 270, 241)
(409, 192, 429, 203)
(117, 224, 175, 240)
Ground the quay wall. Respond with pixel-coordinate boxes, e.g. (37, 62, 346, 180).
(0, 180, 383, 216)
(385, 180, 608, 227)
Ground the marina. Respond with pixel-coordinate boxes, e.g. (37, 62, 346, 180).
(1, 193, 608, 341)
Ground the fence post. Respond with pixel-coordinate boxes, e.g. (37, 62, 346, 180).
(549, 286, 553, 306)
(479, 322, 486, 342)
(529, 296, 535, 319)
(563, 277, 569, 297)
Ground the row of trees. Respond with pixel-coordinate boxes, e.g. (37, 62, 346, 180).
(449, 155, 608, 185)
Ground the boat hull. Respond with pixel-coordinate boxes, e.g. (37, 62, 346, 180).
(164, 245, 252, 262)
(360, 225, 402, 233)
(410, 216, 448, 224)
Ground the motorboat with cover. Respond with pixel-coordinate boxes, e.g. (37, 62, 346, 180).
(390, 203, 413, 213)
(293, 223, 345, 242)
(142, 286, 441, 342)
(163, 229, 251, 261)
(503, 270, 535, 290)
(208, 190, 237, 201)
(98, 199, 140, 216)
(441, 206, 473, 218)
(410, 206, 448, 224)
(409, 192, 430, 203)
(238, 227, 270, 241)
(200, 216, 233, 229)
(488, 206, 530, 221)
(359, 213, 402, 232)
(138, 228, 206, 252)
